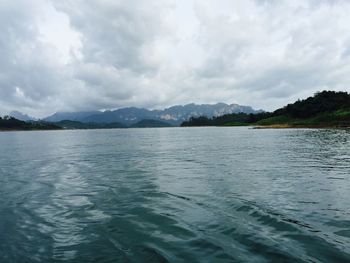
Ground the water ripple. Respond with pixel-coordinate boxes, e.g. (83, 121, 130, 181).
(0, 128, 350, 262)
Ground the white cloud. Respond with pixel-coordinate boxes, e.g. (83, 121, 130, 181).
(1, 0, 350, 117)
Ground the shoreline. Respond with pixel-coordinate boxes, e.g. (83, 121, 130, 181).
(253, 124, 350, 129)
(2, 124, 350, 131)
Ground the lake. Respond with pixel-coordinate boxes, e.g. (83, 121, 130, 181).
(0, 127, 350, 262)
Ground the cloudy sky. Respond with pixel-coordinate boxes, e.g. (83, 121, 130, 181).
(1, 0, 350, 117)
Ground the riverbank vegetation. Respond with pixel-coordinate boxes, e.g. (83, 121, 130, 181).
(0, 117, 172, 131)
(181, 91, 350, 128)
(0, 116, 61, 131)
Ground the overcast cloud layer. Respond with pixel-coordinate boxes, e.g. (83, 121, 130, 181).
(1, 0, 350, 117)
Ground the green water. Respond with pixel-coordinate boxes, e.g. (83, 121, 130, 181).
(0, 127, 349, 262)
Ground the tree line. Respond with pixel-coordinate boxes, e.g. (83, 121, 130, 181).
(0, 116, 61, 130)
(181, 91, 350, 127)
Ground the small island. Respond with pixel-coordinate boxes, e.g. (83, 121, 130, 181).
(181, 91, 350, 128)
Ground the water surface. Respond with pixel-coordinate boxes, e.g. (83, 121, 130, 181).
(0, 127, 350, 262)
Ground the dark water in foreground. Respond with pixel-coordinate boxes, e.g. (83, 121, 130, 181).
(0, 127, 350, 262)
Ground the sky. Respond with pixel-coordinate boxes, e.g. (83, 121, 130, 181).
(1, 0, 350, 117)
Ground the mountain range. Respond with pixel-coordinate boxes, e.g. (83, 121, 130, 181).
(5, 91, 350, 129)
(40, 103, 262, 126)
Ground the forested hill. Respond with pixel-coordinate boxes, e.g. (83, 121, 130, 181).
(274, 91, 350, 118)
(181, 91, 350, 128)
(0, 116, 61, 131)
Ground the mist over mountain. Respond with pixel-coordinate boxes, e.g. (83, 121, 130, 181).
(9, 111, 36, 121)
(43, 103, 263, 125)
(44, 111, 101, 123)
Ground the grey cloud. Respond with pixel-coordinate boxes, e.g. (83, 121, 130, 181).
(52, 0, 172, 72)
(192, 0, 350, 109)
(1, 0, 350, 116)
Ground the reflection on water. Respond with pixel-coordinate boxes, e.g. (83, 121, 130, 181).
(0, 128, 350, 262)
